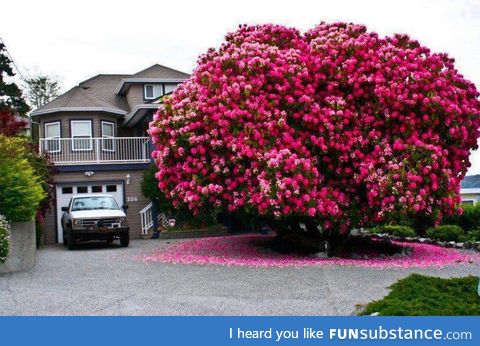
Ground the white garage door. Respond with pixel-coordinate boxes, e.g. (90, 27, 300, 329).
(55, 182, 124, 243)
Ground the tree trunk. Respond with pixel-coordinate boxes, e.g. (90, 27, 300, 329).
(265, 217, 343, 255)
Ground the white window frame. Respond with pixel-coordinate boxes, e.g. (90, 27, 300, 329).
(164, 84, 177, 94)
(144, 84, 162, 100)
(44, 121, 61, 153)
(71, 120, 93, 151)
(101, 121, 115, 152)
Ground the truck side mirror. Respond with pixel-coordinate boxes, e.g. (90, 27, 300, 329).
(61, 206, 69, 212)
(122, 205, 129, 211)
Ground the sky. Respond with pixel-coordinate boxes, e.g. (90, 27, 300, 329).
(2, 0, 480, 173)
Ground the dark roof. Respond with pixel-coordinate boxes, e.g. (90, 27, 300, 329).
(79, 74, 130, 111)
(461, 175, 480, 189)
(31, 64, 189, 116)
(32, 74, 130, 116)
(131, 64, 190, 79)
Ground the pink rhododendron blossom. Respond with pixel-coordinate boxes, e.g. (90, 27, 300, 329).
(136, 234, 480, 269)
(149, 23, 480, 232)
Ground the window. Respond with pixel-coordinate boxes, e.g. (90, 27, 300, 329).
(462, 200, 474, 205)
(62, 186, 73, 194)
(44, 122, 61, 153)
(71, 196, 119, 211)
(164, 84, 177, 94)
(101, 121, 115, 152)
(71, 120, 92, 151)
(77, 186, 88, 194)
(106, 185, 117, 192)
(92, 186, 103, 193)
(144, 84, 162, 99)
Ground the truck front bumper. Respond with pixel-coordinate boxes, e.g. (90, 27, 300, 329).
(70, 227, 129, 240)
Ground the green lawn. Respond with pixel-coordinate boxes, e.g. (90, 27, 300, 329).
(360, 274, 480, 316)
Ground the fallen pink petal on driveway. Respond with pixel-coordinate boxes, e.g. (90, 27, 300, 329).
(136, 234, 480, 269)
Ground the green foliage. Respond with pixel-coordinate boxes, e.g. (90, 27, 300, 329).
(0, 135, 46, 222)
(361, 274, 480, 316)
(0, 215, 10, 263)
(466, 229, 480, 242)
(0, 135, 54, 219)
(443, 203, 480, 232)
(0, 42, 30, 116)
(141, 164, 174, 212)
(24, 75, 60, 109)
(426, 225, 465, 242)
(141, 164, 218, 228)
(370, 225, 417, 238)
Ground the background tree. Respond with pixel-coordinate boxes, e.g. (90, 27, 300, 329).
(0, 109, 27, 136)
(24, 75, 60, 109)
(149, 23, 480, 250)
(0, 41, 29, 116)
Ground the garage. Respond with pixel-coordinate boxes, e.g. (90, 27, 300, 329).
(55, 182, 124, 243)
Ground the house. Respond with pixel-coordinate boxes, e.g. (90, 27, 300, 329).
(15, 114, 31, 136)
(31, 64, 189, 244)
(460, 175, 480, 204)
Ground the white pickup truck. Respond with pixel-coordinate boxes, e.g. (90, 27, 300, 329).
(61, 194, 129, 250)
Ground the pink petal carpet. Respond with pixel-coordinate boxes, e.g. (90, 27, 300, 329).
(136, 234, 480, 269)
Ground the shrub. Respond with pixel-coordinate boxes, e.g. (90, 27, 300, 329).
(149, 23, 480, 244)
(141, 164, 218, 229)
(141, 164, 174, 212)
(0, 135, 46, 222)
(466, 229, 480, 242)
(443, 203, 480, 231)
(361, 274, 480, 316)
(0, 215, 11, 264)
(370, 225, 416, 238)
(426, 225, 465, 242)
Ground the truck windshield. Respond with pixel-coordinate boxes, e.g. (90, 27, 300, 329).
(71, 196, 119, 211)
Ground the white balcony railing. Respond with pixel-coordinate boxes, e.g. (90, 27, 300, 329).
(39, 137, 151, 165)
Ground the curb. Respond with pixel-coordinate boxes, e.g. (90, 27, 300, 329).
(158, 227, 229, 239)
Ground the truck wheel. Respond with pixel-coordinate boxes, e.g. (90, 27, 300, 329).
(66, 231, 76, 250)
(120, 233, 129, 247)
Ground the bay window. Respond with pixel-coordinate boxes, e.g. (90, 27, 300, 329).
(71, 120, 92, 151)
(44, 121, 61, 153)
(101, 121, 115, 152)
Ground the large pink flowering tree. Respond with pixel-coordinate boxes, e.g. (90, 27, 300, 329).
(149, 23, 480, 246)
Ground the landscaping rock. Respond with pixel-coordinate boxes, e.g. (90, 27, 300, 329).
(455, 243, 464, 249)
(370, 312, 380, 316)
(438, 241, 447, 247)
(463, 242, 472, 249)
(350, 228, 361, 236)
(418, 238, 427, 243)
(314, 251, 328, 259)
(448, 241, 456, 247)
(359, 229, 370, 236)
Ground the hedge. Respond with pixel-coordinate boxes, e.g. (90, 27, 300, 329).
(370, 225, 417, 238)
(426, 225, 465, 242)
(0, 136, 45, 222)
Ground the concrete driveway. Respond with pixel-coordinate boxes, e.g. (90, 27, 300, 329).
(0, 239, 478, 315)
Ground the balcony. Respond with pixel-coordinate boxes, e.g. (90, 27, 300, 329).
(39, 137, 151, 165)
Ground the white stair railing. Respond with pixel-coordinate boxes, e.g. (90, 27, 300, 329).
(140, 202, 154, 235)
